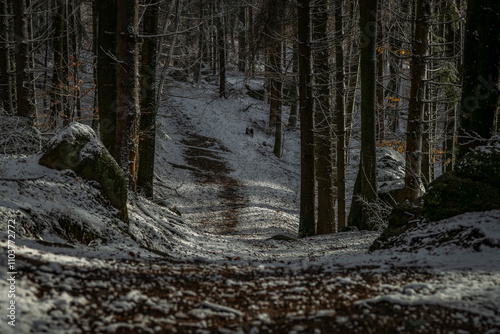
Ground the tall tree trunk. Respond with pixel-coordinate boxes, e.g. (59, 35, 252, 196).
(61, 0, 70, 124)
(96, 0, 117, 156)
(217, 1, 226, 98)
(13, 0, 36, 123)
(357, 0, 378, 230)
(297, 0, 315, 237)
(376, 15, 384, 142)
(71, 0, 82, 120)
(287, 43, 299, 129)
(404, 0, 430, 200)
(313, 0, 335, 235)
(137, 0, 159, 199)
(272, 42, 283, 158)
(457, 0, 500, 158)
(335, 0, 346, 231)
(116, 0, 140, 190)
(238, 5, 247, 73)
(52, 0, 64, 128)
(91, 0, 99, 132)
(247, 5, 254, 77)
(194, 0, 204, 83)
(0, 0, 14, 114)
(344, 0, 360, 161)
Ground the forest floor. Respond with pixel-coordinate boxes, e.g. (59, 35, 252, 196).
(1, 74, 500, 333)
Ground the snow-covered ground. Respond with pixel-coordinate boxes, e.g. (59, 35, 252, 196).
(0, 73, 499, 333)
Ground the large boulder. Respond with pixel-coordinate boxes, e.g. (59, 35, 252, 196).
(377, 147, 408, 205)
(423, 143, 500, 222)
(371, 142, 500, 250)
(455, 143, 500, 188)
(423, 172, 500, 221)
(39, 122, 128, 222)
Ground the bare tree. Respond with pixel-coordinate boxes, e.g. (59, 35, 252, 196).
(137, 0, 159, 199)
(96, 0, 117, 156)
(357, 0, 378, 230)
(334, 0, 346, 230)
(404, 0, 431, 200)
(0, 0, 14, 114)
(298, 0, 316, 237)
(115, 0, 140, 189)
(13, 0, 36, 123)
(313, 0, 335, 234)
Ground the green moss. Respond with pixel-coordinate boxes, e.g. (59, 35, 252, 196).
(39, 123, 128, 223)
(456, 147, 500, 188)
(423, 172, 500, 221)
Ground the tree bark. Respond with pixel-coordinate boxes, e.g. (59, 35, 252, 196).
(297, 0, 315, 237)
(0, 0, 13, 114)
(116, 0, 140, 190)
(335, 0, 346, 231)
(357, 0, 378, 230)
(313, 0, 335, 234)
(217, 1, 226, 98)
(457, 0, 500, 158)
(287, 43, 299, 129)
(404, 0, 430, 201)
(238, 5, 247, 73)
(13, 0, 36, 123)
(96, 0, 117, 156)
(137, 0, 159, 199)
(272, 42, 283, 158)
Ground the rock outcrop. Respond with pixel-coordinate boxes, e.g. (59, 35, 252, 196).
(371, 142, 500, 250)
(39, 122, 128, 222)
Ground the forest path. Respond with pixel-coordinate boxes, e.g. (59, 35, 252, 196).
(166, 104, 248, 235)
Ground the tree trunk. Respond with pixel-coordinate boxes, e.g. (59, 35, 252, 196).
(272, 42, 283, 158)
(313, 0, 335, 235)
(116, 0, 140, 190)
(404, 0, 430, 201)
(287, 43, 299, 129)
(71, 0, 82, 120)
(137, 0, 159, 199)
(217, 1, 226, 98)
(376, 16, 384, 142)
(194, 0, 204, 83)
(0, 0, 14, 114)
(96, 0, 117, 156)
(335, 0, 346, 231)
(357, 0, 378, 230)
(457, 0, 500, 158)
(238, 5, 247, 73)
(91, 0, 99, 132)
(52, 0, 64, 128)
(297, 0, 315, 237)
(61, 0, 70, 125)
(13, 0, 36, 123)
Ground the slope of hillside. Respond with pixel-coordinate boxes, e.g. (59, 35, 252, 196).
(0, 74, 499, 333)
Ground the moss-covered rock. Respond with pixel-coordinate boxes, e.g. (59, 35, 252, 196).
(39, 122, 128, 223)
(423, 172, 500, 221)
(371, 141, 500, 250)
(455, 144, 500, 188)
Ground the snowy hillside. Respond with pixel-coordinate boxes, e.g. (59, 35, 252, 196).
(1, 74, 500, 333)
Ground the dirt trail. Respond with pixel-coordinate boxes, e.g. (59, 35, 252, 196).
(168, 110, 247, 235)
